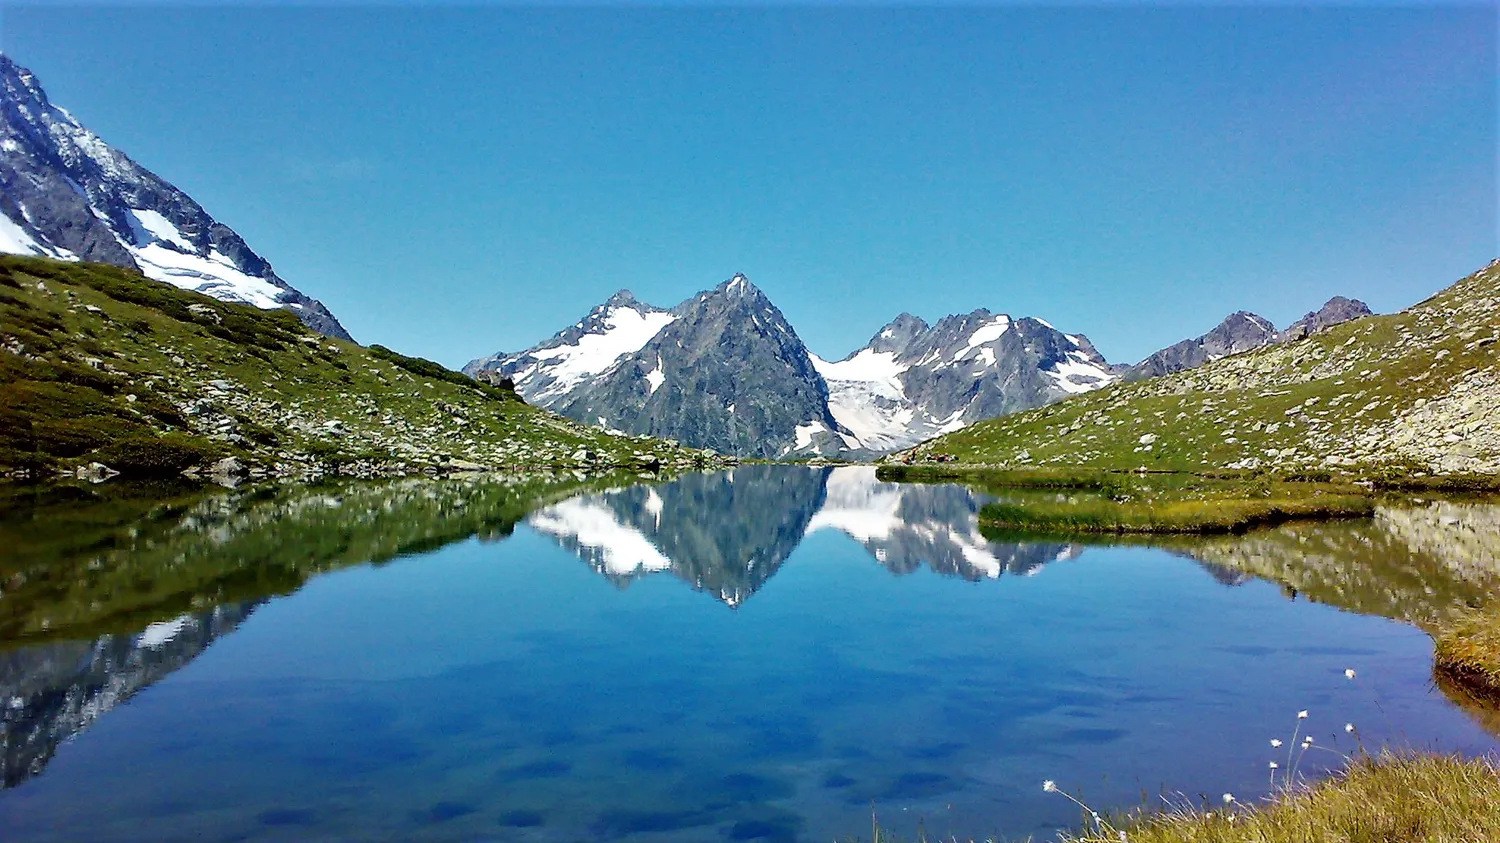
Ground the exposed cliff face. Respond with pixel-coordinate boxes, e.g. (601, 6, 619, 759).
(558, 275, 844, 459)
(0, 54, 350, 339)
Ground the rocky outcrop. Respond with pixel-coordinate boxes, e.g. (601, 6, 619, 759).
(1280, 296, 1374, 342)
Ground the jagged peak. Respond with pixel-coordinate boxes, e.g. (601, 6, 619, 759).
(603, 289, 639, 308)
(1220, 310, 1277, 332)
(716, 272, 763, 298)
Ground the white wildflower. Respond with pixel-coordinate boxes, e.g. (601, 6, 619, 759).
(1345, 668, 1356, 680)
(1270, 739, 1283, 748)
(1297, 710, 1309, 719)
(1043, 780, 1057, 792)
(1269, 761, 1279, 769)
(1345, 723, 1355, 733)
(1222, 793, 1234, 804)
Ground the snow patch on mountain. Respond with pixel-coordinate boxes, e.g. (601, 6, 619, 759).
(808, 313, 1118, 453)
(526, 308, 676, 403)
(1046, 349, 1116, 394)
(0, 53, 351, 338)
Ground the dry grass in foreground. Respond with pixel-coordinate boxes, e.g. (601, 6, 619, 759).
(1435, 605, 1500, 703)
(1066, 752, 1500, 843)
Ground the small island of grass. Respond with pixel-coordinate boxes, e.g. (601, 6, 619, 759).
(1435, 604, 1500, 705)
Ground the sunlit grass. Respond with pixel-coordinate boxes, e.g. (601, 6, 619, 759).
(1434, 604, 1500, 702)
(978, 490, 1373, 534)
(1065, 752, 1500, 843)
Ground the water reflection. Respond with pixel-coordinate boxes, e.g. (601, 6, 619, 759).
(1, 604, 256, 787)
(1, 467, 1499, 806)
(530, 466, 1083, 604)
(1171, 499, 1500, 628)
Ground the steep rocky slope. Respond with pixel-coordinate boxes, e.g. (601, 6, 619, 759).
(0, 255, 725, 480)
(0, 54, 350, 339)
(556, 275, 844, 459)
(894, 260, 1500, 478)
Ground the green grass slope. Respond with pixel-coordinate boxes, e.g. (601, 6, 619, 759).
(892, 259, 1500, 480)
(0, 255, 726, 479)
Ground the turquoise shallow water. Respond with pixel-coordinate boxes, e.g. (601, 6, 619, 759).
(1, 466, 1496, 842)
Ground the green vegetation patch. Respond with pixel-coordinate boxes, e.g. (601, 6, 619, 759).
(1065, 752, 1500, 843)
(893, 260, 1500, 482)
(1435, 604, 1500, 703)
(881, 465, 1375, 534)
(979, 488, 1373, 535)
(368, 343, 518, 402)
(0, 254, 720, 479)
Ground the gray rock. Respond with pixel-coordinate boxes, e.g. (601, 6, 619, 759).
(208, 456, 248, 478)
(0, 55, 351, 340)
(1122, 312, 1279, 382)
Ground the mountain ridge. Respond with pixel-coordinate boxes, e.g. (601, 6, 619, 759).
(0, 53, 351, 340)
(467, 276, 1367, 458)
(890, 260, 1499, 477)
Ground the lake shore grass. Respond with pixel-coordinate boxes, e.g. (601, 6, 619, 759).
(857, 753, 1500, 843)
(1434, 604, 1500, 704)
(875, 464, 1376, 534)
(978, 490, 1374, 534)
(1062, 752, 1500, 843)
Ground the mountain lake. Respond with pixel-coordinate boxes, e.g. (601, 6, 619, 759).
(1, 466, 1496, 842)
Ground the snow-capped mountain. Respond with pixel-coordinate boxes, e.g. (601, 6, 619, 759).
(468, 274, 846, 459)
(526, 466, 1083, 606)
(0, 54, 350, 339)
(466, 277, 1115, 456)
(1121, 297, 1373, 382)
(464, 290, 676, 406)
(812, 311, 1116, 452)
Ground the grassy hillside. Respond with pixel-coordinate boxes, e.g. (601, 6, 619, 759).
(890, 260, 1500, 480)
(0, 255, 726, 479)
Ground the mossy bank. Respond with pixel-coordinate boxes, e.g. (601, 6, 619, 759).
(0, 255, 729, 482)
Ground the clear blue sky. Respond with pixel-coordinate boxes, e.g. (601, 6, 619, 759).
(2, 3, 1494, 368)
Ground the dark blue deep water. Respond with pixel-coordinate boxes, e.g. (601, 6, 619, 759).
(1, 467, 1496, 842)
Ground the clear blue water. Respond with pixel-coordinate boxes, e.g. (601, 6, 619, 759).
(1, 466, 1496, 842)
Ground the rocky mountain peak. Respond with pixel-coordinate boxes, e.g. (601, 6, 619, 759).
(713, 272, 766, 302)
(1281, 296, 1373, 342)
(0, 53, 351, 339)
(603, 289, 639, 308)
(866, 312, 931, 355)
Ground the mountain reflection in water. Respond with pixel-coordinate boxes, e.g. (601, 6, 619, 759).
(528, 466, 1080, 605)
(2, 467, 1499, 799)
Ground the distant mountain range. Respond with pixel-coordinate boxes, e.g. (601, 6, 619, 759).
(1120, 297, 1372, 382)
(467, 275, 1369, 457)
(0, 51, 1374, 457)
(0, 54, 350, 339)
